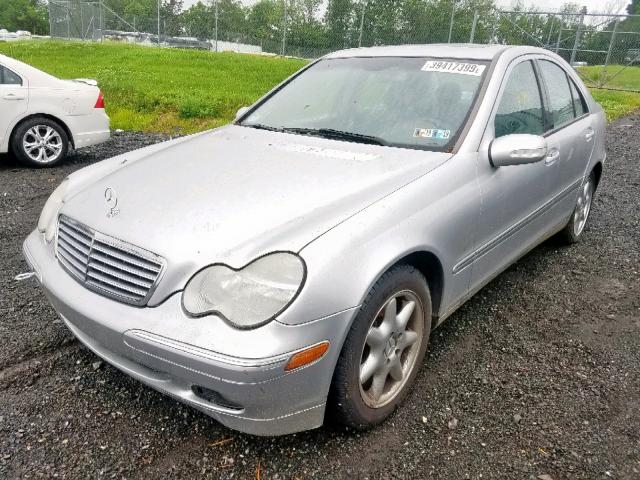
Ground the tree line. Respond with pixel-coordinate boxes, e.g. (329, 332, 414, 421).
(1, 0, 639, 62)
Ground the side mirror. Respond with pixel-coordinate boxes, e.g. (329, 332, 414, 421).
(489, 134, 548, 167)
(234, 106, 249, 121)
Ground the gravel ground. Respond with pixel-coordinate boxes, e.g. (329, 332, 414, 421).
(0, 119, 639, 479)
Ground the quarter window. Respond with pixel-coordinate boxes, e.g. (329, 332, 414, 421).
(538, 60, 575, 129)
(494, 61, 545, 138)
(0, 66, 22, 85)
(569, 79, 588, 117)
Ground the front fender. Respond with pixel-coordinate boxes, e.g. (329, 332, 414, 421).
(276, 152, 481, 327)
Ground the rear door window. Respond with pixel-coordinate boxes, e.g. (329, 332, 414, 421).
(569, 79, 588, 117)
(0, 66, 22, 85)
(494, 60, 545, 138)
(538, 60, 575, 129)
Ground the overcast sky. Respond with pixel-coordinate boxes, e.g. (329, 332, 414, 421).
(494, 0, 627, 14)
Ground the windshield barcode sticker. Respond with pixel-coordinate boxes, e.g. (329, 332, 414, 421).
(421, 61, 486, 76)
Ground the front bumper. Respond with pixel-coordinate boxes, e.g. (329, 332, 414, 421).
(23, 230, 356, 436)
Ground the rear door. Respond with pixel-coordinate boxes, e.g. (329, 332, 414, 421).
(0, 65, 28, 150)
(536, 59, 596, 213)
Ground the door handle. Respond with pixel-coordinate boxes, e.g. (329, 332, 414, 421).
(585, 128, 595, 142)
(2, 93, 25, 101)
(545, 148, 560, 166)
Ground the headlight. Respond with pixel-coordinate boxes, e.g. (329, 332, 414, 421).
(182, 252, 305, 329)
(37, 179, 69, 243)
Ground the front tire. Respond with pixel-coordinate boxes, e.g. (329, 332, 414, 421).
(10, 117, 69, 167)
(558, 171, 596, 244)
(329, 265, 432, 429)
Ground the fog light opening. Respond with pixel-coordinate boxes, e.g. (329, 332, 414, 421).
(191, 385, 243, 411)
(284, 341, 330, 372)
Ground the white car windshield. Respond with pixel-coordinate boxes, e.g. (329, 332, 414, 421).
(241, 56, 489, 151)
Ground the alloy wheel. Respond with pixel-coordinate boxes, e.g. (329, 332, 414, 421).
(358, 290, 424, 408)
(573, 178, 594, 236)
(22, 125, 63, 164)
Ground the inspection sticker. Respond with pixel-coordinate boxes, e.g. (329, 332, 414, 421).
(413, 128, 451, 140)
(421, 60, 486, 76)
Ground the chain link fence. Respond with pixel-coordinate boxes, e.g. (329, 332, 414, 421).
(47, 1, 640, 92)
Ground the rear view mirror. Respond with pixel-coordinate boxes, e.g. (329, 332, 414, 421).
(489, 134, 547, 167)
(234, 106, 249, 121)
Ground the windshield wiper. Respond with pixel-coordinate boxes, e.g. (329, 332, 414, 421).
(243, 124, 387, 146)
(282, 127, 387, 146)
(243, 123, 283, 132)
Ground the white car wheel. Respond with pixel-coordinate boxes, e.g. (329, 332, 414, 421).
(11, 117, 69, 167)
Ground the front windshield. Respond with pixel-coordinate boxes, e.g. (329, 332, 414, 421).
(240, 56, 489, 151)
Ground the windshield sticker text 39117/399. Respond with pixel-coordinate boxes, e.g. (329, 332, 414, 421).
(421, 61, 486, 76)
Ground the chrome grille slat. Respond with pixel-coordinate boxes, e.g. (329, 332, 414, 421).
(58, 219, 93, 242)
(55, 215, 165, 306)
(88, 262, 154, 289)
(58, 251, 86, 278)
(86, 279, 145, 301)
(58, 239, 90, 265)
(91, 241, 162, 272)
(57, 230, 91, 256)
(90, 252, 158, 281)
(86, 270, 148, 296)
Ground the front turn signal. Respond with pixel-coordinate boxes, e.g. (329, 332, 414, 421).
(284, 341, 330, 372)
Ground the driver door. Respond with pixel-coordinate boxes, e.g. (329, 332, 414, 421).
(469, 58, 557, 294)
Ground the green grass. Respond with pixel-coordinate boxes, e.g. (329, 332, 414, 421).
(1, 41, 639, 131)
(0, 40, 307, 133)
(578, 65, 640, 122)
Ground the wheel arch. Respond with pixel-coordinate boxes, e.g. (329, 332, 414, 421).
(9, 113, 74, 149)
(592, 161, 603, 190)
(363, 249, 445, 323)
(394, 250, 444, 322)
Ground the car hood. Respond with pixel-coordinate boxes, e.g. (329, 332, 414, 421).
(61, 125, 450, 303)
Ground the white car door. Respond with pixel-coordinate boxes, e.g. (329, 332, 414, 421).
(0, 64, 28, 149)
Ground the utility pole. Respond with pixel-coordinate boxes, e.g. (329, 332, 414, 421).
(358, 0, 366, 48)
(604, 19, 619, 69)
(281, 0, 287, 56)
(214, 0, 219, 52)
(469, 9, 478, 43)
(569, 6, 587, 66)
(545, 14, 555, 47)
(157, 0, 161, 45)
(448, 0, 456, 43)
(602, 19, 619, 87)
(555, 13, 563, 53)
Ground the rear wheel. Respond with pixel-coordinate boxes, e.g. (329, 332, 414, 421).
(329, 265, 432, 429)
(558, 171, 596, 244)
(11, 117, 69, 167)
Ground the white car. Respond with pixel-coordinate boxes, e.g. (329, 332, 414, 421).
(0, 53, 110, 167)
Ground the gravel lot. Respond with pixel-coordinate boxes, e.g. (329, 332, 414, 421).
(1, 119, 639, 479)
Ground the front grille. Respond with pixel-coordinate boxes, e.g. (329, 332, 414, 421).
(56, 215, 165, 306)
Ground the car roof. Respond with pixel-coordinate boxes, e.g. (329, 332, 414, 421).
(0, 53, 27, 71)
(0, 52, 63, 86)
(323, 44, 541, 61)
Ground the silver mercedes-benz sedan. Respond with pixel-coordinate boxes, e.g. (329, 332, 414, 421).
(23, 44, 606, 436)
